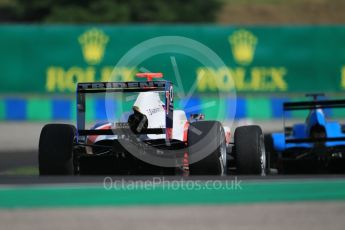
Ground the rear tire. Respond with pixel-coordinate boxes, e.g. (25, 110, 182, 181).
(39, 124, 76, 175)
(235, 125, 265, 175)
(188, 121, 226, 175)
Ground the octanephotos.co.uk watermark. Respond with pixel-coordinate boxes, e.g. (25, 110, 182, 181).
(103, 177, 243, 191)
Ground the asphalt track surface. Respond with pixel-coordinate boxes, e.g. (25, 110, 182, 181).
(1, 203, 344, 230)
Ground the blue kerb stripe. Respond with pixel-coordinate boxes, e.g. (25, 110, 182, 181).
(228, 97, 246, 119)
(179, 97, 201, 118)
(271, 98, 291, 118)
(95, 98, 117, 121)
(52, 99, 71, 120)
(5, 98, 26, 120)
(225, 98, 234, 120)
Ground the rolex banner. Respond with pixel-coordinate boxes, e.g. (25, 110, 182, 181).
(1, 25, 345, 94)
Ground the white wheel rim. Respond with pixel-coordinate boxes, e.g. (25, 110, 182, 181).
(260, 134, 266, 176)
(220, 130, 227, 176)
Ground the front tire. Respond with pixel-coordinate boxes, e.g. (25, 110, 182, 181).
(235, 125, 266, 175)
(39, 124, 76, 175)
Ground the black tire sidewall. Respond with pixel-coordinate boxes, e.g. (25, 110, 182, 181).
(188, 121, 225, 175)
(235, 125, 263, 174)
(39, 124, 76, 175)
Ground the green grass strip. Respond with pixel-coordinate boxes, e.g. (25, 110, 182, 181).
(0, 179, 344, 209)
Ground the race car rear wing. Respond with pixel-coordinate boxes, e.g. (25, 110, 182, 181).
(77, 81, 167, 93)
(286, 136, 345, 144)
(76, 80, 174, 141)
(283, 99, 345, 111)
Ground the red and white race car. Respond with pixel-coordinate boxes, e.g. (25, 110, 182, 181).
(39, 73, 267, 175)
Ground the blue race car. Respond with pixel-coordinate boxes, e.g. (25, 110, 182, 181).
(265, 94, 345, 173)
